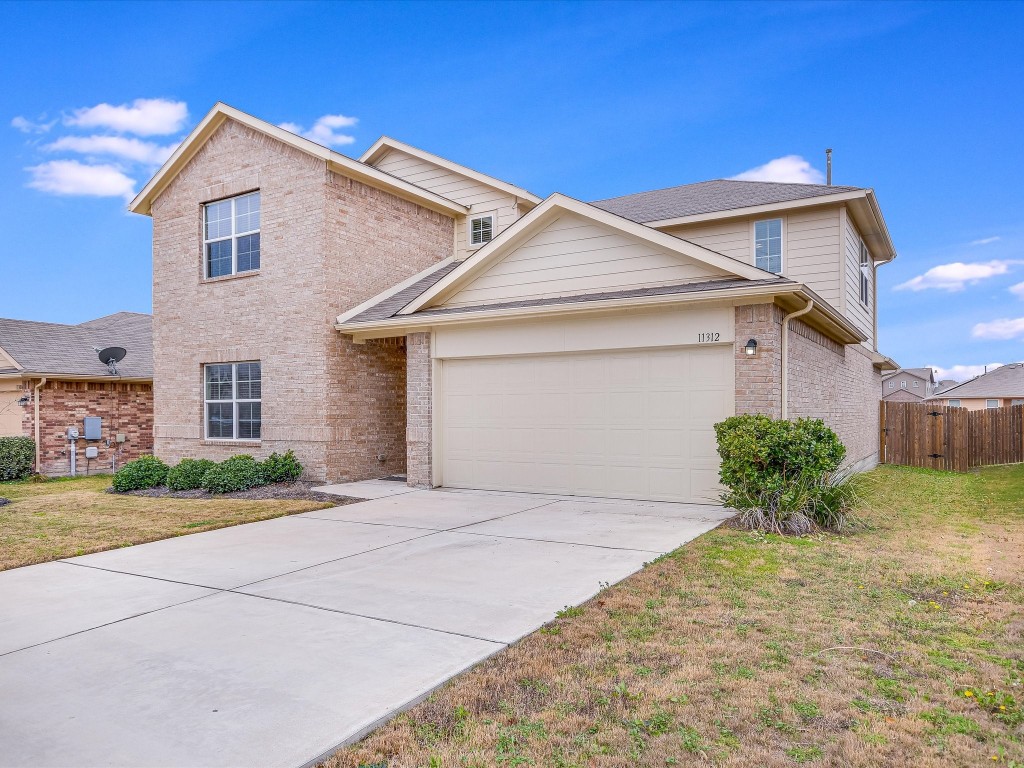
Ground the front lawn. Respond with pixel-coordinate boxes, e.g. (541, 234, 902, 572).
(0, 475, 335, 571)
(329, 464, 1024, 767)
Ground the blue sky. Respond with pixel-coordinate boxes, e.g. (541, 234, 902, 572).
(1, 0, 1022, 380)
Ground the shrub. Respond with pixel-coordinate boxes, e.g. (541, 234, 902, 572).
(166, 458, 217, 491)
(0, 436, 35, 481)
(714, 415, 853, 534)
(260, 450, 303, 483)
(201, 455, 266, 494)
(111, 455, 170, 492)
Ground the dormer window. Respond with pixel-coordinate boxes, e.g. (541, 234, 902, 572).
(204, 191, 260, 278)
(754, 218, 783, 274)
(469, 212, 495, 248)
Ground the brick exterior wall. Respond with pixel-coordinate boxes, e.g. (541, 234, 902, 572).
(20, 380, 154, 476)
(734, 303, 881, 470)
(149, 118, 453, 481)
(405, 332, 433, 488)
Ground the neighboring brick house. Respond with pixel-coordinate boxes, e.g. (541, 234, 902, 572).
(130, 103, 897, 503)
(0, 312, 153, 475)
(882, 367, 935, 402)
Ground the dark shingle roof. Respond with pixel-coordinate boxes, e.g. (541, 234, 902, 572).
(346, 262, 463, 323)
(883, 367, 934, 382)
(934, 363, 1024, 399)
(0, 312, 152, 378)
(590, 179, 863, 223)
(344, 276, 792, 324)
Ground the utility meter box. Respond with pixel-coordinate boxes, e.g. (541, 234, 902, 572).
(67, 427, 79, 440)
(83, 417, 102, 441)
(85, 447, 99, 459)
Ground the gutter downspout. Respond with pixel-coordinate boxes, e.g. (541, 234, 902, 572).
(33, 377, 46, 473)
(781, 301, 813, 419)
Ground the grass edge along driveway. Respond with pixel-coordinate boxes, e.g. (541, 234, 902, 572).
(0, 474, 334, 571)
(328, 464, 1024, 768)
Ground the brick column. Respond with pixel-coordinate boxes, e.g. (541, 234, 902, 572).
(734, 303, 783, 417)
(406, 332, 433, 488)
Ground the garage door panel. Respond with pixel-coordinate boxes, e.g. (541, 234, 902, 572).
(441, 345, 732, 503)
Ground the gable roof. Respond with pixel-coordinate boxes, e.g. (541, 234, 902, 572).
(129, 103, 468, 217)
(360, 136, 543, 206)
(883, 367, 935, 383)
(932, 363, 1024, 399)
(0, 312, 152, 379)
(591, 179, 863, 223)
(397, 193, 777, 315)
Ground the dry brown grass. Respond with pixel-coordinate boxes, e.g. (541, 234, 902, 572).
(0, 474, 334, 571)
(326, 465, 1024, 767)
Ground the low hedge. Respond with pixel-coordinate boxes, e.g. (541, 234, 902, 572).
(112, 455, 170, 492)
(166, 458, 217, 491)
(0, 436, 35, 481)
(260, 450, 303, 483)
(201, 455, 265, 494)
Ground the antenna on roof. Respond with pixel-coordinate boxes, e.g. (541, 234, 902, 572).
(94, 346, 126, 376)
(825, 148, 833, 186)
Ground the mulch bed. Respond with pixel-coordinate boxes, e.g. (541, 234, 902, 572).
(110, 480, 364, 505)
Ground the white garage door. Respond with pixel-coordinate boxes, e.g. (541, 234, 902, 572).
(440, 345, 733, 503)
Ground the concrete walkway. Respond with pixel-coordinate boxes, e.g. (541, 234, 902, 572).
(0, 481, 730, 768)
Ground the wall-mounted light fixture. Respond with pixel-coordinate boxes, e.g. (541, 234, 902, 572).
(16, 395, 30, 406)
(743, 338, 758, 356)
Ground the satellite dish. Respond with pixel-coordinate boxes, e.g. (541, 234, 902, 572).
(96, 347, 127, 375)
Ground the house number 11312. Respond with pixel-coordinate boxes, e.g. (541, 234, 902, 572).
(697, 332, 721, 343)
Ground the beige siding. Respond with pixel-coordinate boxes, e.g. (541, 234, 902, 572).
(842, 211, 874, 347)
(441, 213, 730, 308)
(661, 206, 842, 305)
(372, 149, 523, 261)
(0, 381, 23, 436)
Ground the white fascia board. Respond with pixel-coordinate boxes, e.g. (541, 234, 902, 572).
(130, 104, 468, 217)
(360, 136, 543, 205)
(398, 193, 776, 315)
(335, 257, 455, 325)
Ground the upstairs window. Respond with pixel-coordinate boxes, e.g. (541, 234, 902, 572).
(469, 213, 494, 248)
(754, 218, 783, 274)
(901, 380, 907, 388)
(913, 381, 919, 388)
(205, 361, 261, 440)
(859, 241, 871, 305)
(204, 192, 260, 278)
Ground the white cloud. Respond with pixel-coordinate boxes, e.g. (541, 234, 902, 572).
(279, 114, 358, 147)
(972, 318, 1024, 341)
(44, 135, 176, 165)
(730, 155, 825, 184)
(11, 115, 55, 134)
(894, 260, 1020, 292)
(26, 160, 135, 199)
(1010, 282, 1024, 299)
(970, 236, 1001, 246)
(928, 363, 1004, 382)
(65, 98, 188, 136)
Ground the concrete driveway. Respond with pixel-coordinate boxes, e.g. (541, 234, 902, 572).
(0, 481, 730, 768)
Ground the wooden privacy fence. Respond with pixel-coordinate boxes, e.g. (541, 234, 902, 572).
(880, 401, 1024, 471)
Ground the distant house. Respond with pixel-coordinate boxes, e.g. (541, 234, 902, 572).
(929, 363, 1024, 411)
(0, 312, 153, 475)
(882, 367, 936, 402)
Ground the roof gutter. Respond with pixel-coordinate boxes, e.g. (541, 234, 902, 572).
(33, 377, 46, 474)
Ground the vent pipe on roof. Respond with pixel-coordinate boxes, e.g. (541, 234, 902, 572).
(825, 148, 833, 186)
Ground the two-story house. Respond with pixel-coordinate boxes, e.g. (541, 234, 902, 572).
(882, 367, 937, 402)
(129, 103, 897, 504)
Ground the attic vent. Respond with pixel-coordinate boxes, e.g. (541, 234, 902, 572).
(470, 214, 494, 247)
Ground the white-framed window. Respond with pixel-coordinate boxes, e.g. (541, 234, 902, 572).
(468, 212, 495, 248)
(986, 399, 999, 409)
(859, 241, 871, 306)
(204, 362, 261, 440)
(889, 381, 895, 389)
(901, 380, 907, 388)
(948, 399, 961, 407)
(204, 192, 261, 278)
(754, 218, 783, 274)
(913, 381, 919, 388)
(1012, 399, 1024, 405)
